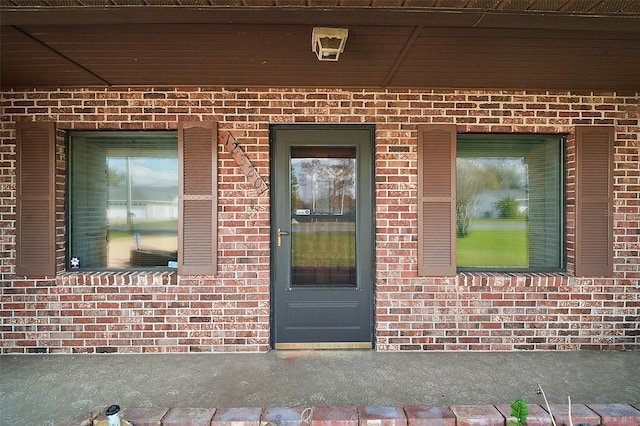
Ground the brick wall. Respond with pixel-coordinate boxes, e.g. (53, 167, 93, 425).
(1, 88, 638, 353)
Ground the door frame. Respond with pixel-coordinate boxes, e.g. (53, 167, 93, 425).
(269, 124, 376, 349)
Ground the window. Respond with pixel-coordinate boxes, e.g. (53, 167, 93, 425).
(15, 121, 217, 277)
(68, 132, 178, 269)
(417, 125, 591, 277)
(456, 135, 564, 271)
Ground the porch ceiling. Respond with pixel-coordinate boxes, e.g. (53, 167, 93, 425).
(1, 1, 639, 91)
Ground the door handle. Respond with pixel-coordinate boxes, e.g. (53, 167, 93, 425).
(277, 228, 289, 247)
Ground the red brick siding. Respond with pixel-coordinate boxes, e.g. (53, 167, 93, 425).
(0, 88, 638, 353)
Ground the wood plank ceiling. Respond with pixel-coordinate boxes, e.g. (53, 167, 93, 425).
(1, 1, 639, 91)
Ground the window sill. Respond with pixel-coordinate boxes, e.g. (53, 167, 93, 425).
(457, 271, 571, 287)
(57, 270, 177, 285)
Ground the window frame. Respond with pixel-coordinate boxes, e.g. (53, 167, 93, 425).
(66, 130, 180, 271)
(455, 133, 567, 274)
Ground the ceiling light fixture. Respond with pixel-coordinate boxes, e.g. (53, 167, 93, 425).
(312, 27, 349, 61)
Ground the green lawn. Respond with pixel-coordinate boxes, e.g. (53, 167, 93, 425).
(456, 220, 528, 267)
(292, 231, 355, 267)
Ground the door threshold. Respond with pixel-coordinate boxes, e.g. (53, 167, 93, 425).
(275, 342, 372, 350)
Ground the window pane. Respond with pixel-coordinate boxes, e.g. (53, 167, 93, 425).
(456, 135, 563, 270)
(68, 133, 178, 269)
(290, 147, 357, 287)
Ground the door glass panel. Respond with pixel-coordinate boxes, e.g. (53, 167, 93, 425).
(290, 147, 356, 287)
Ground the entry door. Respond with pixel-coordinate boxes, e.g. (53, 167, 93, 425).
(271, 125, 374, 349)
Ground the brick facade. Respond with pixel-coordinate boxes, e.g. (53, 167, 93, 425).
(1, 87, 638, 353)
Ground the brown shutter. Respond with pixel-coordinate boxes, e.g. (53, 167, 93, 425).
(575, 126, 614, 277)
(178, 121, 218, 275)
(15, 121, 56, 276)
(417, 124, 457, 276)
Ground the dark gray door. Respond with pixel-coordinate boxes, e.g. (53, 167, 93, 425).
(271, 125, 374, 349)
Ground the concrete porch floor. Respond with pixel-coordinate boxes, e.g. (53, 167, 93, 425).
(1, 350, 639, 426)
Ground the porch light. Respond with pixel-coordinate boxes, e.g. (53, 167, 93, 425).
(312, 27, 348, 61)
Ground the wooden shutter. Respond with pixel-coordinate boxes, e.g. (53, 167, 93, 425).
(15, 121, 56, 276)
(178, 121, 218, 275)
(575, 126, 614, 277)
(417, 124, 457, 276)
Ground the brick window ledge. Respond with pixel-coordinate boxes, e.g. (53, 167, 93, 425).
(56, 270, 177, 285)
(457, 271, 572, 286)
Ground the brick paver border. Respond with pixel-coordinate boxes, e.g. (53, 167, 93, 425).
(57, 403, 640, 426)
